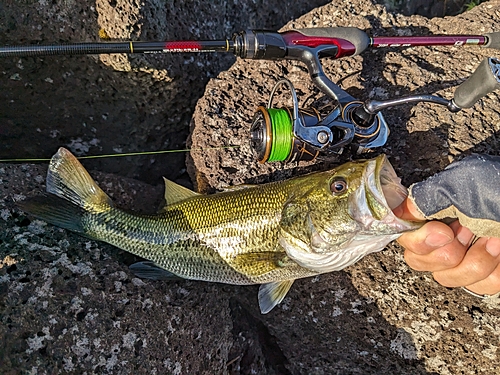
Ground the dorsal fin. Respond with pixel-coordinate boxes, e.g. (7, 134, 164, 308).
(163, 177, 200, 206)
(221, 184, 256, 192)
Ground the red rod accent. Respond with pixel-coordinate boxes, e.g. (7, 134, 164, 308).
(164, 41, 203, 52)
(371, 35, 487, 48)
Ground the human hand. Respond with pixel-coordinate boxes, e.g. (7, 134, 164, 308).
(394, 198, 500, 296)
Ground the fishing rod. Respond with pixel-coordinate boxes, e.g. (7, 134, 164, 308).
(0, 28, 497, 57)
(2, 28, 500, 163)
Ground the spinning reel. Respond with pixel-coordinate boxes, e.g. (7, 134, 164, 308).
(250, 79, 386, 163)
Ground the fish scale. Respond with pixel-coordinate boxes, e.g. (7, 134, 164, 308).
(78, 178, 317, 285)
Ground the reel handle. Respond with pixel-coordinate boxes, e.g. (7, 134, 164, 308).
(453, 57, 500, 108)
(484, 32, 500, 50)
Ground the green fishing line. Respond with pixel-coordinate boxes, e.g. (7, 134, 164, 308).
(267, 108, 293, 162)
(0, 146, 240, 163)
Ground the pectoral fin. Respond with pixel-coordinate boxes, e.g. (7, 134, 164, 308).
(258, 280, 294, 314)
(129, 261, 183, 281)
(229, 252, 289, 277)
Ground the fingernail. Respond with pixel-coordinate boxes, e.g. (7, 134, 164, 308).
(425, 232, 453, 248)
(456, 227, 474, 247)
(486, 238, 500, 258)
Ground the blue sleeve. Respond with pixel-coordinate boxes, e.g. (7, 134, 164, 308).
(410, 154, 500, 221)
(408, 154, 500, 237)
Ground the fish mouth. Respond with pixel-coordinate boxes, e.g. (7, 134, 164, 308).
(348, 153, 422, 234)
(374, 154, 408, 211)
(361, 154, 408, 220)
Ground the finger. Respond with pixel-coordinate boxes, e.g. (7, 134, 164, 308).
(449, 220, 476, 247)
(433, 237, 500, 288)
(464, 264, 500, 296)
(403, 236, 468, 272)
(463, 237, 500, 295)
(400, 221, 473, 272)
(397, 220, 455, 256)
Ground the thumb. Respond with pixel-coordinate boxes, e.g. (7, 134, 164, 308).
(393, 197, 426, 221)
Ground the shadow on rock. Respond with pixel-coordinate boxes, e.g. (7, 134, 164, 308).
(226, 271, 435, 374)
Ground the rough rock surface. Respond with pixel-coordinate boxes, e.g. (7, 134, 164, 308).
(375, 0, 489, 18)
(189, 0, 500, 374)
(190, 0, 500, 191)
(1, 0, 500, 374)
(0, 0, 329, 184)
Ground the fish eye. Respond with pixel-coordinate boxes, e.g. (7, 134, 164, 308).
(330, 178, 348, 195)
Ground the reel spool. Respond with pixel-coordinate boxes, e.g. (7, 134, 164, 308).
(251, 106, 321, 163)
(250, 79, 321, 163)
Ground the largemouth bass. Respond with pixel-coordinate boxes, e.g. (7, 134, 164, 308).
(19, 148, 421, 313)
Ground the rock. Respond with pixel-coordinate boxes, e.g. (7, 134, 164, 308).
(190, 0, 500, 191)
(376, 0, 482, 18)
(0, 0, 330, 185)
(188, 0, 500, 373)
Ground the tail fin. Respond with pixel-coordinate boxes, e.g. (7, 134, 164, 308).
(46, 147, 112, 211)
(18, 147, 112, 232)
(18, 194, 87, 233)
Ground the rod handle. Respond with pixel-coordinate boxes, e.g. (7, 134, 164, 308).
(453, 57, 500, 108)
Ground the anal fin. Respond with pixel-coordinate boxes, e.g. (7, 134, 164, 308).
(258, 280, 294, 314)
(129, 261, 183, 281)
